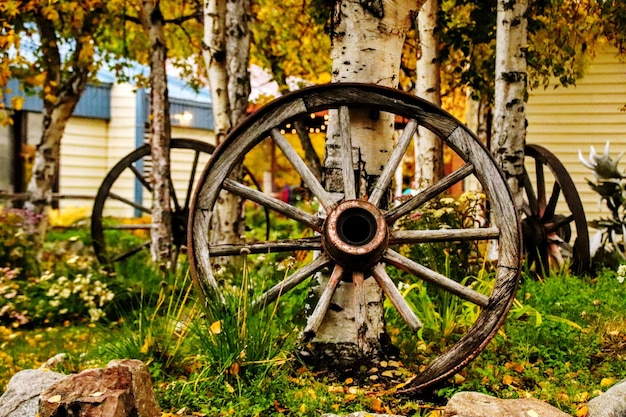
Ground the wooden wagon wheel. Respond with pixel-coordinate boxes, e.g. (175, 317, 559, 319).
(522, 143, 590, 276)
(91, 138, 215, 266)
(188, 83, 521, 391)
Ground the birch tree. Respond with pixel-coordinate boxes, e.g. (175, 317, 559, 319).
(202, 0, 251, 256)
(305, 0, 425, 367)
(137, 0, 174, 267)
(414, 0, 443, 191)
(0, 0, 108, 245)
(492, 0, 528, 207)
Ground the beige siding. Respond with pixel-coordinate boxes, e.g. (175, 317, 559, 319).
(526, 44, 626, 238)
(56, 82, 217, 221)
(59, 117, 108, 211)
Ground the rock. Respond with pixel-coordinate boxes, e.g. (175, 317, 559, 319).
(587, 378, 626, 417)
(0, 369, 66, 417)
(444, 391, 571, 417)
(39, 359, 160, 417)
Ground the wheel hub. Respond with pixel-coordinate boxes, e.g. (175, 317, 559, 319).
(322, 200, 388, 270)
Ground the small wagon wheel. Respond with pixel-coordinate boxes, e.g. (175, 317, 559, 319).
(91, 138, 215, 266)
(522, 143, 590, 276)
(188, 83, 521, 391)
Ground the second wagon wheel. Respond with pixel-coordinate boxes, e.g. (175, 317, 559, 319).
(522, 143, 590, 276)
(92, 138, 215, 266)
(188, 83, 521, 391)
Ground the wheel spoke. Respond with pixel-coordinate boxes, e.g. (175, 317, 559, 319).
(390, 227, 500, 245)
(383, 249, 489, 307)
(522, 170, 537, 217)
(185, 149, 202, 210)
(535, 159, 546, 215)
(223, 178, 323, 231)
(108, 192, 151, 215)
(339, 106, 357, 200)
(111, 240, 151, 262)
(369, 119, 419, 207)
(271, 128, 335, 211)
(303, 264, 344, 341)
(371, 264, 422, 331)
(169, 175, 182, 213)
(209, 236, 321, 256)
(353, 271, 367, 339)
(542, 182, 561, 222)
(130, 163, 152, 192)
(548, 214, 575, 234)
(386, 163, 475, 224)
(252, 254, 332, 310)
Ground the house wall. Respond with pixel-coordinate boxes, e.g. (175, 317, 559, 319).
(526, 43, 626, 238)
(58, 82, 216, 219)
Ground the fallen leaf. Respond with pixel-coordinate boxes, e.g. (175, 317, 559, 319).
(224, 381, 235, 393)
(503, 374, 514, 386)
(371, 397, 384, 413)
(576, 405, 588, 417)
(47, 395, 62, 404)
(210, 320, 222, 335)
(601, 377, 615, 387)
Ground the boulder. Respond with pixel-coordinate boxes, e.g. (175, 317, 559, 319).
(0, 369, 66, 417)
(39, 359, 160, 417)
(587, 378, 626, 417)
(444, 391, 570, 417)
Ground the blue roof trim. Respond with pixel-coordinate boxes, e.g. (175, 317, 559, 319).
(2, 79, 112, 120)
(142, 94, 214, 130)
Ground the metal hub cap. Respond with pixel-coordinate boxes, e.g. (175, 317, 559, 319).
(322, 200, 388, 270)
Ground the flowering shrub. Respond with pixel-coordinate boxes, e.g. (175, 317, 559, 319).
(397, 191, 490, 281)
(0, 208, 116, 327)
(0, 208, 41, 277)
(0, 262, 115, 327)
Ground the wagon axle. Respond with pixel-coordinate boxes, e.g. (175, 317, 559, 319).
(323, 200, 388, 271)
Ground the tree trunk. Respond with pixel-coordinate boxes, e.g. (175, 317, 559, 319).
(306, 0, 424, 367)
(25, 99, 81, 244)
(139, 1, 173, 268)
(492, 0, 528, 209)
(202, 0, 251, 276)
(203, 0, 231, 145)
(414, 0, 443, 191)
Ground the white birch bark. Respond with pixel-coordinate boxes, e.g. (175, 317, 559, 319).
(202, 0, 251, 270)
(492, 0, 528, 209)
(139, 0, 173, 267)
(203, 0, 231, 144)
(414, 0, 443, 191)
(308, 0, 424, 366)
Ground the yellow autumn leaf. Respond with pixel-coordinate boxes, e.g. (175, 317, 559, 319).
(11, 96, 23, 111)
(601, 377, 615, 387)
(140, 336, 151, 354)
(47, 395, 62, 403)
(224, 381, 235, 393)
(502, 374, 514, 386)
(299, 404, 306, 413)
(576, 405, 589, 417)
(210, 320, 222, 334)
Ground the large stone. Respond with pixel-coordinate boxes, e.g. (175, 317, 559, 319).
(587, 378, 626, 417)
(444, 391, 571, 417)
(0, 369, 67, 417)
(39, 359, 160, 417)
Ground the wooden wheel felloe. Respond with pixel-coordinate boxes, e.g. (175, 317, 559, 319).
(522, 143, 590, 276)
(91, 138, 214, 266)
(188, 83, 521, 391)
